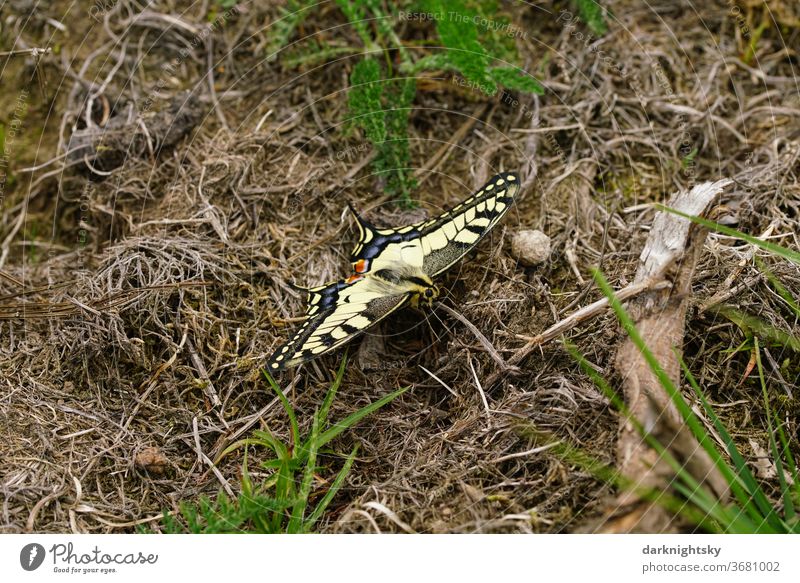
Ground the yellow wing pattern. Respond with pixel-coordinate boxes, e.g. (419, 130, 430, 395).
(349, 173, 519, 276)
(267, 276, 409, 371)
(267, 172, 519, 371)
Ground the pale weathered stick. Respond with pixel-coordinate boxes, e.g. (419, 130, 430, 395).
(598, 179, 733, 534)
(513, 278, 672, 347)
(484, 276, 672, 389)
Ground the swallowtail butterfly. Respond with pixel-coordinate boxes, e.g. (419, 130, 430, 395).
(268, 172, 519, 371)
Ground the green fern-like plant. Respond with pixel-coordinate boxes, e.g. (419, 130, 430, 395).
(381, 77, 417, 203)
(348, 58, 387, 145)
(426, 0, 496, 93)
(272, 0, 546, 207)
(348, 60, 417, 206)
(573, 0, 608, 35)
(266, 0, 317, 61)
(409, 0, 545, 96)
(489, 66, 546, 95)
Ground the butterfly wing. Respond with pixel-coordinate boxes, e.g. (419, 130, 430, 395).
(349, 172, 519, 277)
(267, 275, 410, 372)
(419, 172, 519, 276)
(270, 172, 519, 371)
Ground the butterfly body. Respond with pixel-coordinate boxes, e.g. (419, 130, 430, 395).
(268, 172, 519, 371)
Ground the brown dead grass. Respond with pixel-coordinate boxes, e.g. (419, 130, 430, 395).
(1, 1, 798, 533)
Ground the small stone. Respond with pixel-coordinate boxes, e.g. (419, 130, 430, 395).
(510, 230, 551, 266)
(134, 446, 169, 475)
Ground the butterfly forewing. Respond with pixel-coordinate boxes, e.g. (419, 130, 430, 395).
(419, 172, 519, 276)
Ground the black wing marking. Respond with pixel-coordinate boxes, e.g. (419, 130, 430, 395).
(419, 172, 519, 276)
(267, 276, 410, 372)
(349, 172, 519, 276)
(349, 172, 519, 273)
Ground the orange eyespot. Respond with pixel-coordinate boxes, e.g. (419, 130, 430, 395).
(346, 274, 364, 284)
(354, 259, 367, 273)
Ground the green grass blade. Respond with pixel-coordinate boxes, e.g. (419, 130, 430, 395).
(317, 386, 408, 448)
(592, 269, 783, 530)
(566, 343, 733, 530)
(288, 410, 321, 533)
(565, 343, 624, 409)
(670, 480, 763, 533)
(271, 457, 295, 532)
(771, 409, 800, 515)
(306, 444, 359, 529)
(218, 430, 288, 463)
(592, 272, 737, 478)
(320, 353, 348, 426)
(679, 352, 784, 529)
(218, 437, 268, 461)
(755, 338, 795, 522)
(756, 256, 800, 320)
(262, 369, 301, 451)
(251, 429, 289, 460)
(678, 361, 761, 516)
(241, 449, 253, 497)
(529, 423, 721, 531)
(713, 306, 800, 352)
(656, 206, 800, 265)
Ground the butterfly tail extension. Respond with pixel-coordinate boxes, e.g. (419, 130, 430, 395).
(348, 202, 382, 268)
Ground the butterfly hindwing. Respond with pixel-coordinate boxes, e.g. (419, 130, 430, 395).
(267, 276, 410, 371)
(349, 172, 519, 276)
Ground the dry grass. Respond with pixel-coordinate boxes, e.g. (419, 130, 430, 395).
(1, 0, 798, 533)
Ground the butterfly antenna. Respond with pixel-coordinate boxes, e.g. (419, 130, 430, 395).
(427, 302, 455, 341)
